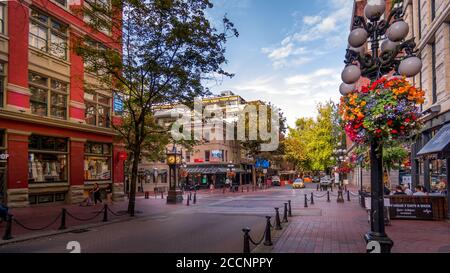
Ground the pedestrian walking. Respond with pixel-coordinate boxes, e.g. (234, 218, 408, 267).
(93, 183, 103, 205)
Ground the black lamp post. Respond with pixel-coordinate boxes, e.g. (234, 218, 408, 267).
(166, 144, 183, 204)
(341, 1, 422, 253)
(333, 145, 347, 203)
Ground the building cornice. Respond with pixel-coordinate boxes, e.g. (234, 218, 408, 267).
(7, 84, 32, 96)
(0, 109, 117, 137)
(70, 100, 86, 109)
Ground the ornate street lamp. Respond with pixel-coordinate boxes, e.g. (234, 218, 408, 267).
(166, 144, 183, 204)
(341, 1, 422, 253)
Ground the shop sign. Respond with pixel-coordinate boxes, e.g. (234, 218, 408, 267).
(389, 202, 433, 220)
(0, 153, 9, 160)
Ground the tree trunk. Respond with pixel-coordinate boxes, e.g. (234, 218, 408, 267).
(127, 144, 140, 216)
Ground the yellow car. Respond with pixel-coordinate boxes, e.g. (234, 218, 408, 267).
(292, 178, 305, 189)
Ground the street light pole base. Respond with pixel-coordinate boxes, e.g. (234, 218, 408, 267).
(166, 189, 183, 204)
(364, 232, 394, 253)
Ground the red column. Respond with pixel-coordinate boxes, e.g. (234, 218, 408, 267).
(69, 31, 85, 123)
(6, 131, 30, 207)
(68, 139, 85, 203)
(7, 1, 30, 111)
(70, 139, 85, 186)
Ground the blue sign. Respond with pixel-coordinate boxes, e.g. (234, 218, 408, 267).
(114, 94, 123, 113)
(255, 159, 270, 169)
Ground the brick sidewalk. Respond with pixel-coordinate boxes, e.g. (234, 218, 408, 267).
(268, 187, 450, 253)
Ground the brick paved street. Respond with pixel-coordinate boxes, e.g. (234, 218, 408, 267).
(1, 185, 449, 253)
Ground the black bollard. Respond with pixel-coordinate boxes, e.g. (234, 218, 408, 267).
(288, 200, 292, 217)
(247, 186, 249, 192)
(103, 204, 108, 222)
(317, 184, 319, 191)
(274, 207, 282, 230)
(193, 192, 197, 204)
(241, 186, 244, 193)
(310, 192, 314, 205)
(186, 195, 190, 206)
(304, 194, 308, 208)
(327, 191, 330, 202)
(347, 190, 351, 202)
(242, 228, 251, 253)
(189, 192, 192, 201)
(161, 191, 164, 199)
(263, 216, 273, 246)
(2, 214, 13, 240)
(59, 208, 67, 230)
(282, 203, 288, 223)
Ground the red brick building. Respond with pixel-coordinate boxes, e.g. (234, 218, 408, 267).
(0, 0, 125, 207)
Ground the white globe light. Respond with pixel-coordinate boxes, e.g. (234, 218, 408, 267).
(380, 39, 399, 53)
(364, 0, 386, 20)
(348, 28, 368, 48)
(341, 65, 361, 84)
(398, 56, 422, 77)
(387, 20, 409, 42)
(340, 83, 355, 96)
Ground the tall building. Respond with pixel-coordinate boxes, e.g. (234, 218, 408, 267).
(134, 91, 256, 193)
(405, 0, 450, 192)
(0, 0, 125, 207)
(347, 0, 449, 196)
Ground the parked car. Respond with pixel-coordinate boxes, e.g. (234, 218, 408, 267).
(312, 176, 320, 183)
(303, 176, 312, 183)
(292, 178, 305, 189)
(319, 176, 332, 190)
(272, 176, 281, 186)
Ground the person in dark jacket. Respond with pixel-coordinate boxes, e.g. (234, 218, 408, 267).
(383, 185, 391, 195)
(393, 185, 406, 195)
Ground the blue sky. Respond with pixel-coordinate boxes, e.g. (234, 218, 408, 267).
(206, 0, 354, 128)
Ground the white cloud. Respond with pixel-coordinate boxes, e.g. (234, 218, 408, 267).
(303, 15, 321, 25)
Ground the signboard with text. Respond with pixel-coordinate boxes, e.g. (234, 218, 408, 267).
(389, 202, 434, 220)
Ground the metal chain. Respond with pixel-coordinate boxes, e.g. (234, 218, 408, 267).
(13, 213, 61, 231)
(249, 229, 266, 246)
(313, 192, 328, 198)
(66, 207, 105, 222)
(107, 207, 129, 216)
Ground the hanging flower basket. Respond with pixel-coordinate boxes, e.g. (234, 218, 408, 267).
(337, 161, 354, 174)
(339, 77, 425, 144)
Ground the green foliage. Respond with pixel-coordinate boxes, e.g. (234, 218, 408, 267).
(284, 101, 336, 172)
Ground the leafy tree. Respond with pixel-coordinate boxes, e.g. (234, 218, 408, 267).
(74, 0, 238, 215)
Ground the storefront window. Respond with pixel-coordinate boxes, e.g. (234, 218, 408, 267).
(430, 159, 447, 192)
(84, 142, 112, 181)
(28, 135, 68, 183)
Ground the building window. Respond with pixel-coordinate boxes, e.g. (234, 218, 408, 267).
(29, 72, 68, 119)
(432, 43, 437, 104)
(0, 2, 5, 34)
(84, 91, 111, 128)
(28, 135, 68, 183)
(0, 63, 4, 108)
(84, 0, 112, 36)
(84, 142, 112, 181)
(205, 150, 210, 162)
(29, 9, 68, 60)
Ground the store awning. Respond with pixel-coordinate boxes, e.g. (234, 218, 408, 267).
(185, 166, 245, 174)
(417, 123, 450, 158)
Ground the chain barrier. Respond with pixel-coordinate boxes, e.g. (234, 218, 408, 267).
(107, 206, 129, 217)
(12, 213, 61, 231)
(312, 192, 328, 198)
(66, 207, 105, 222)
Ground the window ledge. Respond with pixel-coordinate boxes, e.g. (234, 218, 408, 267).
(29, 46, 71, 66)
